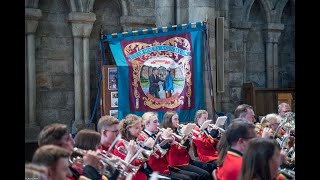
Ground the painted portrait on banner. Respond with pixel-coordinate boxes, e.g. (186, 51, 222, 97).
(121, 34, 194, 112)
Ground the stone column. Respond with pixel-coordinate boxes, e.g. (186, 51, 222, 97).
(264, 23, 284, 88)
(25, 8, 42, 127)
(68, 12, 96, 133)
(83, 36, 90, 123)
(155, 0, 175, 26)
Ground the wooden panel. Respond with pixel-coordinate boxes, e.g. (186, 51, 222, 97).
(101, 65, 118, 117)
(242, 82, 295, 118)
(255, 90, 277, 116)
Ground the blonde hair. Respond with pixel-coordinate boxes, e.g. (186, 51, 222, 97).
(97, 115, 119, 133)
(194, 110, 208, 123)
(141, 112, 157, 126)
(261, 113, 281, 126)
(278, 102, 291, 114)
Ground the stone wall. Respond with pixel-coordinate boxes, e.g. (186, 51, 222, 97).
(25, 0, 295, 142)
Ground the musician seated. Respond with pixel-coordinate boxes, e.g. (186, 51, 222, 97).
(239, 137, 294, 180)
(192, 110, 220, 173)
(112, 114, 148, 180)
(138, 112, 193, 180)
(162, 111, 211, 180)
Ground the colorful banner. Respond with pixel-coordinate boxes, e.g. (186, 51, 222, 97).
(103, 22, 206, 122)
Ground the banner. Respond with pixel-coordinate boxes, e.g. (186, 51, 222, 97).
(103, 22, 206, 122)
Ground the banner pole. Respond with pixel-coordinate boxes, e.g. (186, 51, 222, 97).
(204, 16, 217, 122)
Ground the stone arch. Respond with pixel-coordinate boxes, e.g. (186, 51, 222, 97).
(65, 0, 95, 13)
(274, 0, 290, 23)
(242, 0, 271, 23)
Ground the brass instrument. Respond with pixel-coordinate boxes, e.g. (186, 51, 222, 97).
(279, 168, 295, 179)
(71, 147, 141, 177)
(275, 112, 295, 171)
(207, 124, 226, 133)
(117, 138, 153, 162)
(157, 127, 184, 146)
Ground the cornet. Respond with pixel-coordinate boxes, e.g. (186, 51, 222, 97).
(99, 150, 141, 177)
(71, 147, 117, 177)
(117, 139, 153, 162)
(71, 147, 141, 177)
(207, 124, 225, 133)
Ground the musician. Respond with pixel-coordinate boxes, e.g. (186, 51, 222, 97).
(192, 110, 219, 172)
(239, 137, 292, 180)
(138, 112, 192, 180)
(38, 123, 102, 180)
(112, 114, 148, 180)
(32, 145, 73, 180)
(162, 111, 211, 180)
(234, 104, 256, 123)
(73, 129, 117, 180)
(97, 115, 120, 152)
(278, 102, 291, 118)
(214, 118, 256, 180)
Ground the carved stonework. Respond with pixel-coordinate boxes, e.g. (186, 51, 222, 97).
(263, 23, 285, 43)
(68, 12, 96, 37)
(25, 8, 42, 34)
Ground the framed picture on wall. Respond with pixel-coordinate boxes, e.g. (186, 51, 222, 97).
(108, 67, 118, 90)
(110, 110, 118, 118)
(111, 91, 118, 107)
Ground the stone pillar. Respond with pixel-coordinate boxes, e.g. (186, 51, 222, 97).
(265, 41, 274, 88)
(25, 8, 42, 127)
(68, 12, 96, 133)
(155, 0, 175, 26)
(83, 37, 90, 123)
(264, 23, 284, 88)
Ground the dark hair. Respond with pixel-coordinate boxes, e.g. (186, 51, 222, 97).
(216, 118, 255, 166)
(234, 104, 253, 118)
(38, 123, 69, 146)
(74, 129, 101, 150)
(239, 137, 280, 180)
(161, 111, 177, 130)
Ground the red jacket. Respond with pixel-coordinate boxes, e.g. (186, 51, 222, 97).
(137, 131, 170, 175)
(192, 125, 219, 162)
(165, 135, 190, 168)
(216, 150, 242, 180)
(112, 140, 147, 180)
